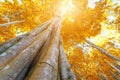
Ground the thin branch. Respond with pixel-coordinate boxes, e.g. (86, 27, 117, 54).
(110, 71, 120, 80)
(100, 73, 108, 80)
(106, 61, 120, 74)
(0, 20, 24, 27)
(85, 39, 120, 61)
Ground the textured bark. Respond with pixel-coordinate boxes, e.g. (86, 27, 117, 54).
(0, 18, 57, 79)
(0, 33, 29, 53)
(85, 39, 120, 61)
(59, 38, 76, 80)
(27, 17, 61, 80)
(0, 18, 54, 69)
(0, 17, 76, 80)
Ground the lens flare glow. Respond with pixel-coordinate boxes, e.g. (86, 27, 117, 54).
(15, 29, 27, 36)
(59, 0, 75, 17)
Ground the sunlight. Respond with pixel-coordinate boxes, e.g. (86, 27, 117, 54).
(15, 29, 26, 36)
(59, 0, 75, 17)
(0, 35, 5, 43)
(0, 0, 4, 2)
(88, 0, 100, 9)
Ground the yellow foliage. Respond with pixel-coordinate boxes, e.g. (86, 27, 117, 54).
(0, 0, 120, 80)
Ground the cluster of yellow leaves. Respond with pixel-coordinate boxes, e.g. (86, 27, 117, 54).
(64, 0, 120, 80)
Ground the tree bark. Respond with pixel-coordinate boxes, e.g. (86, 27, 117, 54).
(0, 18, 57, 79)
(0, 17, 76, 80)
(0, 18, 54, 69)
(59, 38, 76, 80)
(0, 33, 29, 53)
(26, 17, 61, 80)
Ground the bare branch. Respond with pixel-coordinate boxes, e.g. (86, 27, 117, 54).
(110, 71, 120, 80)
(106, 61, 120, 74)
(99, 73, 109, 80)
(0, 20, 24, 27)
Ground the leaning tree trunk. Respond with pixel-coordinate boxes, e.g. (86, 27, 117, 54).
(85, 39, 120, 80)
(85, 39, 120, 62)
(0, 17, 76, 80)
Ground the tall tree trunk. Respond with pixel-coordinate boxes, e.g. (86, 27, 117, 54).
(0, 18, 54, 69)
(58, 38, 76, 80)
(26, 17, 61, 80)
(85, 39, 120, 61)
(0, 33, 29, 53)
(0, 17, 76, 80)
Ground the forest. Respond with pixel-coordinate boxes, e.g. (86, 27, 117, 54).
(0, 0, 120, 80)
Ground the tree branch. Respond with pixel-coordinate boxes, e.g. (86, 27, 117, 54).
(99, 73, 108, 80)
(106, 61, 120, 74)
(110, 71, 120, 80)
(0, 20, 24, 27)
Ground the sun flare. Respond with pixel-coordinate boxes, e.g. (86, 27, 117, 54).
(59, 0, 75, 17)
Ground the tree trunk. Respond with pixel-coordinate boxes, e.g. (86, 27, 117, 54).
(0, 17, 76, 80)
(59, 38, 76, 80)
(85, 39, 120, 61)
(0, 33, 29, 53)
(0, 18, 54, 69)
